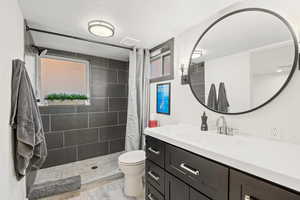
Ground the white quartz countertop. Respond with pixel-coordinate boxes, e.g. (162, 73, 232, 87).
(144, 124, 300, 192)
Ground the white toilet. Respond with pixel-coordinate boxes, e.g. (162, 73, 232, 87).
(119, 150, 146, 197)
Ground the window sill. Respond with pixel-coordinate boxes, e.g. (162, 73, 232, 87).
(150, 74, 174, 83)
(38, 100, 90, 107)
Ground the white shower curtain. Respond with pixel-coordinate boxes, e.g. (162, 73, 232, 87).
(125, 48, 150, 151)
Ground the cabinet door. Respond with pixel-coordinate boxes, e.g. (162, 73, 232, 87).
(165, 172, 189, 200)
(230, 169, 300, 200)
(190, 188, 210, 200)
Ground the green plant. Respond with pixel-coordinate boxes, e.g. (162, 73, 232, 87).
(45, 93, 88, 101)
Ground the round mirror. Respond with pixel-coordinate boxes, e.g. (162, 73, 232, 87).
(188, 8, 298, 115)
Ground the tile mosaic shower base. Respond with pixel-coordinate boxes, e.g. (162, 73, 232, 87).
(35, 152, 124, 185)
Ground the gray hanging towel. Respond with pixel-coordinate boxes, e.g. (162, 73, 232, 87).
(217, 82, 230, 113)
(10, 59, 47, 178)
(207, 84, 218, 110)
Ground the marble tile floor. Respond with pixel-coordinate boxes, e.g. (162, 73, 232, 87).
(35, 152, 124, 185)
(39, 178, 144, 200)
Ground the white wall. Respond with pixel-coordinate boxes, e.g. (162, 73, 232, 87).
(251, 74, 287, 107)
(150, 0, 300, 144)
(205, 52, 251, 112)
(0, 0, 26, 199)
(25, 54, 36, 93)
(250, 43, 293, 106)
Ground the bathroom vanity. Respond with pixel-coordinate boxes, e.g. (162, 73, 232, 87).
(144, 125, 300, 200)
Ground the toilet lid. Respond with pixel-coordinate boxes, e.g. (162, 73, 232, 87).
(119, 150, 145, 165)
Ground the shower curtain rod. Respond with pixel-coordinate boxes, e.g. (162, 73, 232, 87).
(26, 26, 134, 51)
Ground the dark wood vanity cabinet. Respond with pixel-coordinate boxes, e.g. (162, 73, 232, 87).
(229, 169, 300, 200)
(145, 136, 300, 200)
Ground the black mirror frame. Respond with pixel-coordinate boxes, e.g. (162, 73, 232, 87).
(188, 8, 299, 115)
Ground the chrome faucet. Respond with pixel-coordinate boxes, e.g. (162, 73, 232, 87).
(216, 116, 228, 135)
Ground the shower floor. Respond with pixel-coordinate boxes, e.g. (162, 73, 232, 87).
(35, 152, 124, 185)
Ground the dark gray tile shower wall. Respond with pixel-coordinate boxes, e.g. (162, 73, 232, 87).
(190, 62, 205, 103)
(40, 49, 129, 168)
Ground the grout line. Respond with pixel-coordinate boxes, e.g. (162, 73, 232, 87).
(69, 127, 97, 132)
(76, 140, 109, 148)
(108, 141, 111, 154)
(76, 145, 78, 161)
(62, 131, 65, 147)
(45, 111, 120, 116)
(117, 69, 128, 73)
(89, 97, 108, 100)
(87, 112, 90, 128)
(46, 123, 127, 134)
(116, 69, 119, 83)
(48, 136, 124, 150)
(107, 97, 110, 112)
(49, 115, 52, 132)
(91, 82, 128, 86)
(51, 124, 126, 133)
(47, 145, 76, 151)
(64, 136, 125, 150)
(98, 128, 101, 143)
(109, 138, 126, 142)
(91, 65, 119, 72)
(107, 97, 128, 99)
(117, 112, 120, 124)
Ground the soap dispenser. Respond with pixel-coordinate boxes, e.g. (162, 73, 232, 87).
(201, 112, 208, 131)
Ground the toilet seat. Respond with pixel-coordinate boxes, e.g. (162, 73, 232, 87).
(119, 150, 145, 166)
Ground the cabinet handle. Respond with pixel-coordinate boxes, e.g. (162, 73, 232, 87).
(148, 147, 160, 155)
(180, 163, 200, 176)
(148, 193, 156, 200)
(245, 195, 259, 200)
(148, 171, 160, 182)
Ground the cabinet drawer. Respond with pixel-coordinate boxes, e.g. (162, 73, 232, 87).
(146, 160, 165, 194)
(190, 188, 210, 200)
(165, 144, 229, 200)
(146, 182, 164, 200)
(146, 136, 165, 168)
(230, 169, 300, 200)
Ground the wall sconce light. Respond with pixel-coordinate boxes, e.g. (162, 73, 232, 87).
(180, 64, 189, 85)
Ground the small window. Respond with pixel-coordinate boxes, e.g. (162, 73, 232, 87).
(150, 57, 163, 78)
(162, 53, 171, 76)
(37, 56, 90, 105)
(150, 38, 174, 83)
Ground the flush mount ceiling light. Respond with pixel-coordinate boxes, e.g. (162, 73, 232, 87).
(88, 20, 115, 37)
